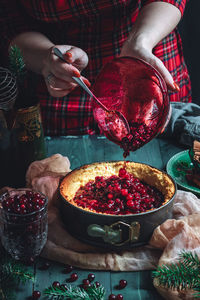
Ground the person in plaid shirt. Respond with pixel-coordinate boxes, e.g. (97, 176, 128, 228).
(0, 0, 191, 136)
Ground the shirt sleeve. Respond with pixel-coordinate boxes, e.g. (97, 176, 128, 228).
(143, 0, 188, 16)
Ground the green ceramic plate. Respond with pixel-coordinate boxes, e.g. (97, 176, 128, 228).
(166, 150, 200, 195)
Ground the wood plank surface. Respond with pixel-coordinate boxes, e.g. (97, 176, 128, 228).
(13, 135, 184, 300)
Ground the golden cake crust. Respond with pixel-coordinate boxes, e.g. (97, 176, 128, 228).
(60, 161, 176, 214)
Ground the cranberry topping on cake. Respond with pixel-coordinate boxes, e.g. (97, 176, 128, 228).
(73, 167, 164, 215)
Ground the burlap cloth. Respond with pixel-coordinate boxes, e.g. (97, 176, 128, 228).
(11, 154, 200, 272)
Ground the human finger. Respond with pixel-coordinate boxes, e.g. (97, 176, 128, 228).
(63, 46, 89, 70)
(146, 54, 179, 92)
(46, 73, 77, 90)
(45, 73, 76, 97)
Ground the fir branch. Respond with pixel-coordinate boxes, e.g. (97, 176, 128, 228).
(87, 284, 106, 300)
(0, 254, 34, 300)
(1, 258, 34, 284)
(152, 251, 200, 293)
(9, 45, 26, 82)
(44, 283, 106, 300)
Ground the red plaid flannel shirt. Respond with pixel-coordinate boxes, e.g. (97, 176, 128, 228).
(0, 0, 192, 136)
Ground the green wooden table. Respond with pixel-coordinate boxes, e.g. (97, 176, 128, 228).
(11, 135, 184, 300)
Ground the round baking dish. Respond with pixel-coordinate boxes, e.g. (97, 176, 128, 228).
(59, 161, 176, 250)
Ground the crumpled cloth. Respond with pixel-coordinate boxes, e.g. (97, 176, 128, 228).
(22, 154, 200, 272)
(161, 102, 200, 147)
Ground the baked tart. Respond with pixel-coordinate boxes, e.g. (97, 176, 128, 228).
(60, 161, 176, 216)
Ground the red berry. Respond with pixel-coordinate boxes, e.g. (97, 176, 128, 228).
(118, 279, 127, 289)
(63, 264, 73, 273)
(70, 273, 78, 282)
(82, 279, 90, 285)
(126, 193, 133, 201)
(109, 294, 116, 300)
(88, 273, 95, 282)
(107, 193, 113, 199)
(121, 189, 128, 196)
(52, 281, 60, 287)
(116, 294, 123, 300)
(32, 290, 41, 299)
(83, 283, 91, 290)
(95, 281, 100, 287)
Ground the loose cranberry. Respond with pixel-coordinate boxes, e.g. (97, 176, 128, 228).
(70, 273, 78, 282)
(52, 281, 60, 288)
(83, 283, 91, 290)
(32, 290, 41, 299)
(118, 279, 127, 289)
(109, 294, 116, 300)
(63, 264, 73, 273)
(82, 279, 90, 285)
(95, 281, 100, 287)
(116, 294, 123, 300)
(88, 273, 95, 282)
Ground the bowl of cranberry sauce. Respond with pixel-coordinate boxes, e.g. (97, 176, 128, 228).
(92, 57, 170, 157)
(0, 189, 48, 261)
(60, 161, 176, 250)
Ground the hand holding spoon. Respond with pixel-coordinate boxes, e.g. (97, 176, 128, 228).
(53, 47, 130, 142)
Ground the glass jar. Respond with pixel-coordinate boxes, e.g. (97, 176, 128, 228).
(92, 57, 169, 155)
(0, 189, 48, 261)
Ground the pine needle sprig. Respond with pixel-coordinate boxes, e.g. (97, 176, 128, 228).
(152, 251, 200, 292)
(180, 250, 200, 271)
(43, 283, 106, 300)
(1, 258, 34, 284)
(0, 253, 34, 300)
(87, 284, 106, 300)
(8, 45, 26, 82)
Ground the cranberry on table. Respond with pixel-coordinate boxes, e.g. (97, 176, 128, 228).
(69, 272, 78, 282)
(116, 294, 124, 300)
(109, 294, 116, 300)
(63, 264, 73, 273)
(82, 279, 90, 285)
(83, 283, 91, 290)
(32, 290, 41, 299)
(52, 281, 60, 288)
(88, 273, 95, 282)
(118, 279, 127, 289)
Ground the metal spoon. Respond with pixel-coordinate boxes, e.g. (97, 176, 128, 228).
(53, 47, 130, 141)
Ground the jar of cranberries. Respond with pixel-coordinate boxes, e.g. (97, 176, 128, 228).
(0, 189, 48, 260)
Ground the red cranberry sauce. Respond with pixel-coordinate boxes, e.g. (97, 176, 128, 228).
(1, 190, 46, 214)
(73, 167, 164, 215)
(121, 121, 155, 158)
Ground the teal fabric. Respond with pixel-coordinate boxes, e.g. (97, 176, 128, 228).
(162, 102, 200, 146)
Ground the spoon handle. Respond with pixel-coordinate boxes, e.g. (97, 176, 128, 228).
(53, 47, 109, 112)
